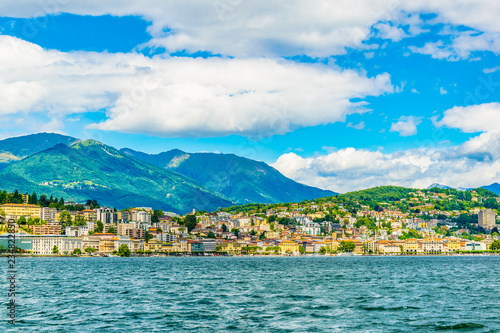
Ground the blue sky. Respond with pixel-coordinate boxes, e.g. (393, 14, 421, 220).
(0, 1, 500, 192)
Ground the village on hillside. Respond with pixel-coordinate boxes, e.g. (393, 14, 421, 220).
(1, 186, 499, 256)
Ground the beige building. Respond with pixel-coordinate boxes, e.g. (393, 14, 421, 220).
(117, 223, 135, 236)
(478, 209, 496, 229)
(82, 236, 100, 252)
(31, 224, 62, 235)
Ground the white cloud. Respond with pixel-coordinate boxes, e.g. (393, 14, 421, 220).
(373, 23, 408, 42)
(346, 121, 365, 130)
(1, 1, 500, 58)
(436, 102, 500, 133)
(0, 35, 393, 138)
(484, 66, 500, 73)
(273, 102, 500, 192)
(440, 87, 448, 94)
(390, 116, 422, 136)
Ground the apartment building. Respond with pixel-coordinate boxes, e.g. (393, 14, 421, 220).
(1, 203, 41, 219)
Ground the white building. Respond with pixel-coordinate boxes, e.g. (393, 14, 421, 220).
(65, 222, 94, 237)
(301, 222, 321, 236)
(464, 241, 487, 251)
(31, 236, 82, 255)
(136, 211, 152, 223)
(40, 207, 57, 223)
(113, 237, 134, 251)
(155, 233, 178, 242)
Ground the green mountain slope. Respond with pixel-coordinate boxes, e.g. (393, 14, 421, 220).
(120, 148, 336, 204)
(0, 132, 79, 170)
(0, 140, 233, 213)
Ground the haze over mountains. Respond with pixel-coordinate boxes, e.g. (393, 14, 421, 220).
(0, 133, 336, 213)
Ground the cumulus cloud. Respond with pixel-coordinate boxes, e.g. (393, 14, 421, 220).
(436, 102, 500, 133)
(390, 116, 422, 136)
(1, 0, 500, 58)
(0, 35, 393, 138)
(273, 103, 500, 192)
(440, 87, 448, 94)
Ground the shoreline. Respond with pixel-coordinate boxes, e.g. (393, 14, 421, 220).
(2, 253, 499, 258)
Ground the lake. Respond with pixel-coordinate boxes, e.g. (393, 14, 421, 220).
(1, 256, 499, 332)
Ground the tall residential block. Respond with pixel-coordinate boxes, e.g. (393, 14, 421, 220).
(478, 209, 496, 229)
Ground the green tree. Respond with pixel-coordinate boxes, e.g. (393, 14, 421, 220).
(85, 247, 96, 254)
(221, 224, 228, 232)
(96, 221, 104, 233)
(52, 245, 59, 254)
(59, 210, 73, 227)
(184, 215, 198, 232)
(108, 226, 116, 234)
(207, 230, 216, 238)
(299, 245, 305, 254)
(339, 240, 356, 253)
(490, 240, 500, 250)
(118, 243, 131, 257)
(17, 216, 27, 225)
(73, 248, 82, 255)
(231, 228, 240, 237)
(319, 246, 327, 254)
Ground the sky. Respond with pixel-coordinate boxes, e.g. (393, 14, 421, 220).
(0, 0, 500, 193)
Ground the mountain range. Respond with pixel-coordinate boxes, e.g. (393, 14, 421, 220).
(0, 133, 336, 213)
(427, 183, 500, 195)
(120, 148, 334, 204)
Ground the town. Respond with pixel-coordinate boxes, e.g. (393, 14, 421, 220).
(0, 186, 499, 256)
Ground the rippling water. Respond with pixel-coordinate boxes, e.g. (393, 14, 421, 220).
(1, 256, 499, 332)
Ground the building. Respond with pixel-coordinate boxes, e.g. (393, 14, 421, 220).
(200, 240, 217, 252)
(219, 241, 241, 255)
(113, 237, 134, 252)
(31, 236, 82, 255)
(188, 241, 204, 253)
(65, 225, 92, 237)
(464, 241, 487, 251)
(0, 234, 33, 251)
(96, 207, 117, 224)
(40, 207, 57, 222)
(279, 240, 299, 254)
(126, 228, 145, 239)
(145, 239, 162, 252)
(82, 236, 100, 252)
(478, 209, 496, 229)
(0, 203, 41, 219)
(117, 222, 135, 236)
(136, 210, 152, 223)
(81, 209, 97, 222)
(31, 224, 62, 235)
(155, 233, 178, 242)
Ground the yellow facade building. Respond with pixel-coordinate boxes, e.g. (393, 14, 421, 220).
(279, 240, 299, 254)
(1, 203, 41, 219)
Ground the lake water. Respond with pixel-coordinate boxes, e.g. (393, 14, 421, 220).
(0, 256, 499, 332)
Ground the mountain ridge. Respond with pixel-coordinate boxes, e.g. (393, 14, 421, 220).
(120, 147, 337, 204)
(0, 139, 233, 213)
